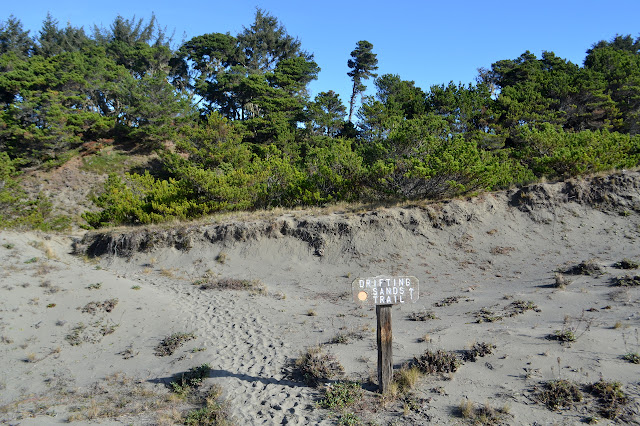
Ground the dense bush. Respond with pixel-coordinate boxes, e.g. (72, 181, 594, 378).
(3, 14, 640, 229)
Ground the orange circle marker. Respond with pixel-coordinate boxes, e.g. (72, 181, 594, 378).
(358, 291, 368, 301)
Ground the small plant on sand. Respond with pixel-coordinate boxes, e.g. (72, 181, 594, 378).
(610, 274, 640, 287)
(65, 323, 87, 346)
(155, 332, 196, 357)
(474, 308, 502, 323)
(215, 252, 228, 264)
(459, 399, 510, 424)
(170, 364, 211, 397)
(548, 312, 592, 344)
(563, 259, 604, 276)
(434, 296, 460, 307)
(413, 349, 461, 375)
(24, 352, 38, 363)
(462, 342, 496, 362)
(622, 329, 639, 364)
(613, 258, 639, 270)
(506, 300, 540, 317)
(587, 379, 628, 419)
(622, 352, 640, 364)
(553, 272, 572, 289)
(183, 385, 233, 425)
(318, 381, 363, 410)
(550, 329, 576, 342)
(536, 379, 583, 411)
(407, 310, 438, 321)
(295, 345, 344, 386)
(328, 327, 368, 345)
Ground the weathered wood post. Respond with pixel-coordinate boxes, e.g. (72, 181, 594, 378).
(352, 275, 419, 393)
(376, 304, 393, 393)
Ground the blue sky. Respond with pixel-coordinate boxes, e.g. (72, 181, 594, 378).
(4, 1, 640, 107)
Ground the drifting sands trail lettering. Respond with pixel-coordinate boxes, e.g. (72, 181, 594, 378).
(351, 276, 419, 306)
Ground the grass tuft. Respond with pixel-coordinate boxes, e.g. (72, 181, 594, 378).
(459, 399, 510, 424)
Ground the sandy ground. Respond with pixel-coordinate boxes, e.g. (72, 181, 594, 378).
(1, 171, 640, 425)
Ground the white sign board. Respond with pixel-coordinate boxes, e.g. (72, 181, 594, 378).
(352, 275, 419, 306)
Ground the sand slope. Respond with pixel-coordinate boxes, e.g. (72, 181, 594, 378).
(2, 171, 640, 425)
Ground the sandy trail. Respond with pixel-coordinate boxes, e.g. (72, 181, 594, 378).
(2, 171, 640, 425)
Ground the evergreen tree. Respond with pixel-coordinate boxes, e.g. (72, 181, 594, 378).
(178, 9, 318, 144)
(34, 13, 89, 57)
(0, 15, 33, 58)
(308, 90, 347, 137)
(347, 40, 378, 122)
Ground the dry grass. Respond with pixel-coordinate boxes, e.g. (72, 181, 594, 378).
(554, 272, 571, 288)
(390, 365, 422, 397)
(459, 399, 510, 424)
(0, 372, 193, 425)
(489, 246, 515, 255)
(81, 299, 118, 314)
(407, 310, 438, 321)
(199, 277, 266, 295)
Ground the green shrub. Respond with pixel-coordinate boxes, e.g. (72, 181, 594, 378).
(170, 364, 211, 396)
(0, 152, 71, 231)
(318, 381, 363, 409)
(512, 124, 640, 179)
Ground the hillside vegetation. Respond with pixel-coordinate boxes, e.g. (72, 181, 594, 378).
(1, 11, 639, 229)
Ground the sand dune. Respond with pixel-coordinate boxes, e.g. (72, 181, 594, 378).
(2, 171, 640, 424)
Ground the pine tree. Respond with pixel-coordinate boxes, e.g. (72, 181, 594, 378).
(347, 40, 378, 122)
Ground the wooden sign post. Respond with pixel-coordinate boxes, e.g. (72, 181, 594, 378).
(352, 275, 419, 393)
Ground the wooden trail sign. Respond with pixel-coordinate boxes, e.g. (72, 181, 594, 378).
(352, 275, 419, 393)
(351, 275, 419, 306)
